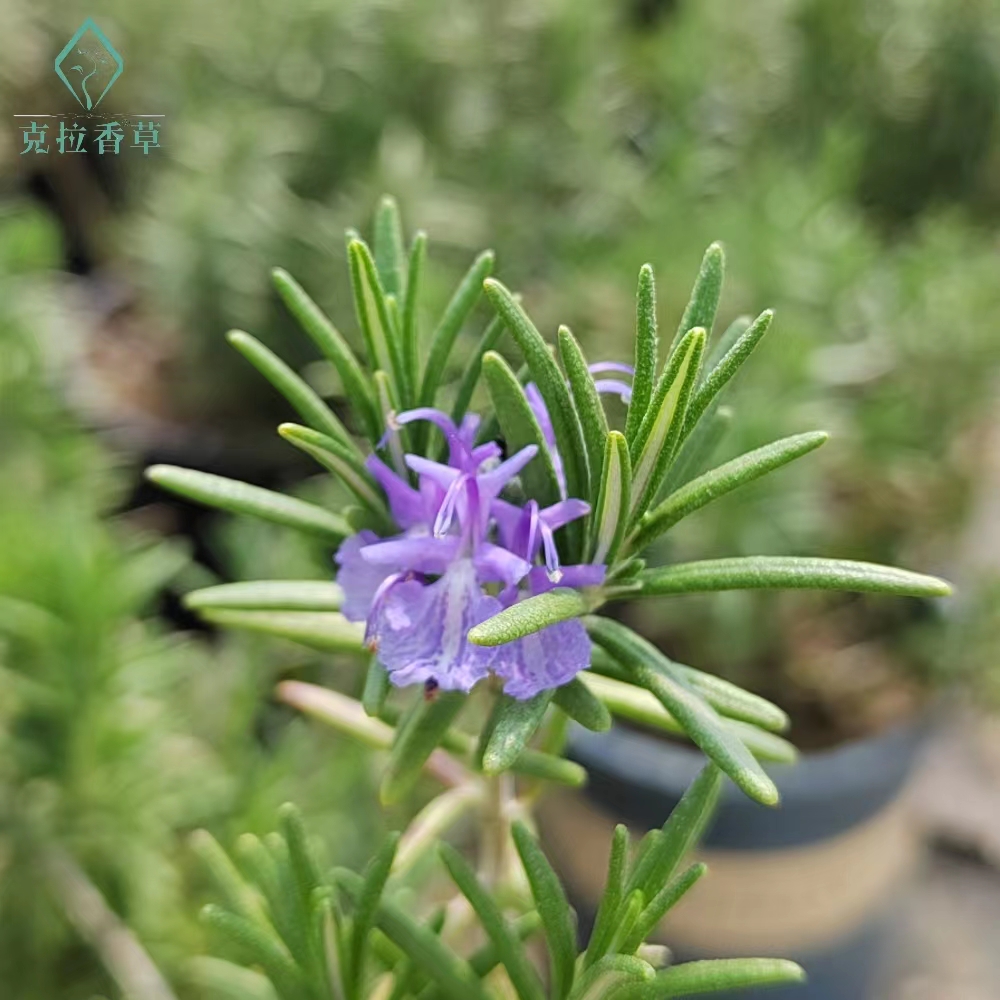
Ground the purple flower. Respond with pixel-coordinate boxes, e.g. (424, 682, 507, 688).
(334, 406, 602, 699)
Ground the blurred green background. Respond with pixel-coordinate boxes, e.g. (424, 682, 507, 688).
(1, 0, 999, 995)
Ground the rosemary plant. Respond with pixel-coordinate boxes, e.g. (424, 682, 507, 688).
(152, 197, 950, 1000)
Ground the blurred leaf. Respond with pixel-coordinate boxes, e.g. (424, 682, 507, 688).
(350, 833, 400, 995)
(146, 466, 351, 542)
(184, 579, 343, 612)
(198, 609, 364, 653)
(381, 692, 466, 803)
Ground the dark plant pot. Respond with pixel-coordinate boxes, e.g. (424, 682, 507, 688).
(539, 718, 930, 1000)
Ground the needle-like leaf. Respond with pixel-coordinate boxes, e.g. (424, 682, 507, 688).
(511, 821, 577, 1000)
(402, 231, 427, 395)
(146, 466, 351, 542)
(482, 351, 562, 509)
(469, 589, 590, 647)
(559, 325, 609, 503)
(592, 431, 631, 565)
(625, 263, 659, 447)
(638, 556, 952, 598)
(272, 268, 379, 441)
(350, 833, 400, 994)
(552, 677, 612, 732)
(451, 316, 504, 425)
(227, 330, 357, 454)
(586, 618, 779, 805)
(479, 691, 554, 775)
(439, 844, 546, 1000)
(484, 278, 590, 511)
(196, 609, 364, 653)
(625, 958, 805, 999)
(630, 329, 705, 522)
(630, 431, 828, 550)
(418, 250, 495, 414)
(668, 242, 725, 357)
(184, 580, 343, 613)
(583, 824, 630, 968)
(373, 195, 407, 300)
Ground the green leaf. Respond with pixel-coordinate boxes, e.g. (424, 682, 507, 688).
(402, 231, 427, 395)
(482, 351, 563, 509)
(278, 423, 392, 526)
(622, 864, 706, 954)
(628, 958, 805, 999)
(374, 370, 408, 477)
(553, 677, 612, 732)
(439, 844, 546, 1000)
(605, 888, 645, 958)
(668, 242, 725, 357)
(583, 824, 630, 968)
(381, 692, 466, 804)
(190, 830, 268, 926)
(227, 330, 356, 453)
(333, 869, 488, 1000)
(184, 580, 344, 613)
(188, 957, 279, 1000)
(630, 432, 828, 550)
(451, 316, 504, 425)
(350, 833, 400, 994)
(625, 766, 721, 900)
(570, 954, 654, 1000)
(469, 589, 590, 647)
(630, 330, 705, 522)
(361, 659, 391, 718)
(418, 249, 495, 414)
(658, 405, 732, 497)
(484, 277, 590, 511)
(579, 673, 795, 763)
(559, 325, 609, 503)
(145, 466, 351, 542)
(592, 431, 631, 565)
(675, 666, 789, 732)
(348, 238, 409, 404)
(373, 195, 407, 300)
(704, 315, 751, 374)
(480, 691, 553, 775)
(272, 267, 379, 441)
(277, 681, 396, 752)
(511, 821, 577, 1000)
(200, 905, 306, 1000)
(625, 263, 658, 447)
(197, 609, 364, 653)
(585, 618, 779, 805)
(278, 805, 326, 987)
(681, 309, 772, 440)
(638, 556, 952, 598)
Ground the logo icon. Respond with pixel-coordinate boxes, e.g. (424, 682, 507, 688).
(54, 19, 123, 110)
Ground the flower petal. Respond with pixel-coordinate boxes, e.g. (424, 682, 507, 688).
(492, 618, 592, 699)
(370, 560, 501, 692)
(335, 530, 391, 621)
(361, 534, 460, 575)
(478, 444, 539, 499)
(539, 498, 590, 532)
(366, 456, 427, 529)
(474, 542, 532, 589)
